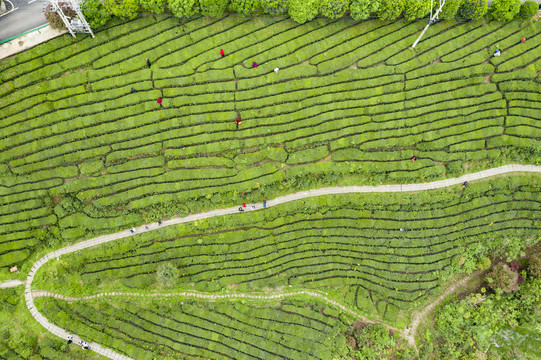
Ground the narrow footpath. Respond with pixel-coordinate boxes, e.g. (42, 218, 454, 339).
(22, 164, 541, 360)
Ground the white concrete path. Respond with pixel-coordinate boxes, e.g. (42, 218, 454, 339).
(24, 164, 541, 359)
(0, 279, 23, 288)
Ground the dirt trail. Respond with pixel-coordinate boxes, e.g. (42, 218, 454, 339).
(402, 271, 482, 349)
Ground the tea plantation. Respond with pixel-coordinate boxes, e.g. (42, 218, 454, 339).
(1, 15, 540, 274)
(1, 12, 541, 360)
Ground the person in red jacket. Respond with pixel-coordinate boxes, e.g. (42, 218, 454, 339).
(157, 97, 162, 105)
(220, 49, 225, 57)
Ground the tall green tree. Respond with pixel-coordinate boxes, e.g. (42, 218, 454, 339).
(262, 0, 288, 14)
(459, 0, 488, 19)
(288, 0, 318, 24)
(140, 0, 166, 13)
(490, 0, 521, 21)
(519, 0, 538, 19)
(439, 0, 462, 19)
(81, 0, 112, 29)
(350, 0, 381, 20)
(104, 0, 140, 19)
(403, 0, 430, 20)
(199, 0, 228, 16)
(168, 0, 199, 17)
(377, 0, 405, 20)
(229, 0, 262, 16)
(319, 0, 349, 19)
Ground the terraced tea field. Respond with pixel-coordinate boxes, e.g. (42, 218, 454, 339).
(1, 13, 541, 360)
(1, 16, 540, 273)
(30, 173, 540, 359)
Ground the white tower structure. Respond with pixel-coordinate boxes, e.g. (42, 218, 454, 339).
(411, 0, 445, 48)
(45, 0, 94, 38)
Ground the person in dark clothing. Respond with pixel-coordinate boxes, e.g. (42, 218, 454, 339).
(461, 181, 468, 189)
(146, 58, 151, 68)
(130, 88, 136, 93)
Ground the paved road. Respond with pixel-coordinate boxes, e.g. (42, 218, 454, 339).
(0, 0, 47, 42)
(24, 164, 541, 360)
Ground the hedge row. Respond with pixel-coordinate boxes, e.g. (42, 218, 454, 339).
(36, 297, 347, 360)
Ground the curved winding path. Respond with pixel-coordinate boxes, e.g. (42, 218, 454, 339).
(24, 164, 541, 360)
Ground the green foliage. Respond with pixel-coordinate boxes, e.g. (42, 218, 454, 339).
(199, 0, 228, 16)
(81, 0, 112, 29)
(262, 0, 288, 14)
(489, 0, 521, 21)
(519, 0, 538, 19)
(103, 0, 140, 19)
(229, 0, 261, 15)
(139, 0, 166, 13)
(459, 0, 488, 19)
(350, 0, 381, 20)
(425, 276, 541, 359)
(439, 0, 462, 19)
(318, 0, 349, 19)
(529, 253, 541, 278)
(487, 263, 520, 293)
(167, 0, 199, 17)
(287, 0, 319, 23)
(377, 0, 405, 20)
(403, 0, 430, 21)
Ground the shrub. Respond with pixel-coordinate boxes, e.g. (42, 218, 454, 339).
(489, 0, 521, 21)
(81, 0, 112, 29)
(199, 0, 228, 16)
(103, 0, 140, 19)
(156, 262, 180, 287)
(319, 0, 349, 19)
(45, 3, 76, 30)
(350, 0, 381, 20)
(486, 263, 519, 293)
(167, 0, 199, 17)
(459, 0, 488, 19)
(440, 0, 462, 19)
(139, 0, 166, 13)
(529, 253, 541, 277)
(403, 0, 431, 21)
(377, 0, 405, 20)
(519, 0, 538, 19)
(287, 0, 319, 23)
